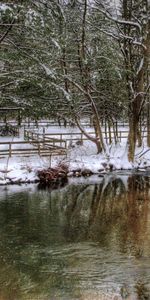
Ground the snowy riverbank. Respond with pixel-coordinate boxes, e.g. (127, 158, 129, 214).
(0, 140, 150, 185)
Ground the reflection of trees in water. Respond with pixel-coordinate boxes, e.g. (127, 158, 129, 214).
(87, 177, 126, 244)
(121, 175, 149, 257)
(62, 175, 150, 255)
(62, 176, 150, 299)
(0, 176, 150, 300)
(0, 186, 96, 300)
(61, 184, 93, 241)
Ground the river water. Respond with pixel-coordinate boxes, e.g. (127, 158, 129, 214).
(0, 173, 150, 300)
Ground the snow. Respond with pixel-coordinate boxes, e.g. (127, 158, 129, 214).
(52, 84, 71, 102)
(0, 155, 62, 185)
(0, 4, 12, 12)
(66, 140, 134, 173)
(136, 58, 144, 75)
(0, 123, 150, 185)
(51, 38, 61, 50)
(41, 64, 56, 79)
(95, 6, 142, 32)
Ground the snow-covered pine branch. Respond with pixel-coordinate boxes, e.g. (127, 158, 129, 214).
(93, 3, 142, 32)
(51, 83, 71, 102)
(136, 58, 144, 76)
(40, 64, 56, 79)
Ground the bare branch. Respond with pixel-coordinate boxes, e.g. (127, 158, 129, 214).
(92, 5, 142, 32)
(75, 117, 97, 142)
(0, 19, 15, 44)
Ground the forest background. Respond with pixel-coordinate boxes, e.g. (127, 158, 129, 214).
(0, 0, 149, 162)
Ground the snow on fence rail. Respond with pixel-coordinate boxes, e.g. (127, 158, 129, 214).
(24, 129, 96, 147)
(0, 127, 148, 158)
(25, 128, 148, 145)
(24, 129, 134, 145)
(0, 140, 67, 158)
(47, 130, 148, 143)
(0, 120, 92, 128)
(0, 119, 132, 128)
(24, 130, 67, 149)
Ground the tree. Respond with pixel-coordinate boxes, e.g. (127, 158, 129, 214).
(0, 0, 129, 154)
(50, 0, 126, 152)
(94, 0, 150, 161)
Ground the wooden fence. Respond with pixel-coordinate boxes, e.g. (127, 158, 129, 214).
(0, 119, 131, 129)
(25, 127, 148, 145)
(0, 127, 148, 158)
(0, 119, 92, 128)
(24, 128, 131, 146)
(24, 129, 67, 148)
(0, 140, 67, 158)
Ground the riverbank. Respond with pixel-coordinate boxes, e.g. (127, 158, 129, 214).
(0, 140, 150, 185)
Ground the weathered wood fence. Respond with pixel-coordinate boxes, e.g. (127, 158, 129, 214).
(24, 128, 131, 146)
(24, 128, 148, 146)
(0, 126, 148, 158)
(0, 140, 67, 158)
(0, 119, 131, 128)
(24, 129, 67, 148)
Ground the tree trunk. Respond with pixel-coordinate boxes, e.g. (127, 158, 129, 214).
(93, 116, 103, 153)
(75, 116, 103, 154)
(137, 125, 142, 147)
(147, 101, 150, 147)
(146, 64, 150, 147)
(128, 97, 142, 162)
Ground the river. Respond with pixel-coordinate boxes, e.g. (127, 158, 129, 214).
(0, 173, 150, 300)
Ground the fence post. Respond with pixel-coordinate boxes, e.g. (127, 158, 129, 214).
(65, 140, 67, 149)
(60, 134, 62, 147)
(115, 121, 118, 141)
(81, 133, 83, 145)
(17, 127, 19, 137)
(119, 131, 121, 142)
(38, 143, 41, 156)
(9, 143, 11, 157)
(43, 127, 45, 141)
(24, 127, 26, 139)
(105, 122, 108, 144)
(108, 122, 112, 144)
(32, 132, 34, 141)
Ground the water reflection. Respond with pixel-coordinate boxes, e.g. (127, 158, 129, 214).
(0, 174, 150, 299)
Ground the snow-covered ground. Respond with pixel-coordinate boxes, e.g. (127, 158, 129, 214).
(0, 124, 150, 185)
(67, 139, 150, 171)
(0, 154, 66, 185)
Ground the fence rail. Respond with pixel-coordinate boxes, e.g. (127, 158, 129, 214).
(0, 140, 67, 158)
(0, 127, 148, 158)
(24, 128, 148, 146)
(24, 129, 67, 149)
(0, 119, 133, 128)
